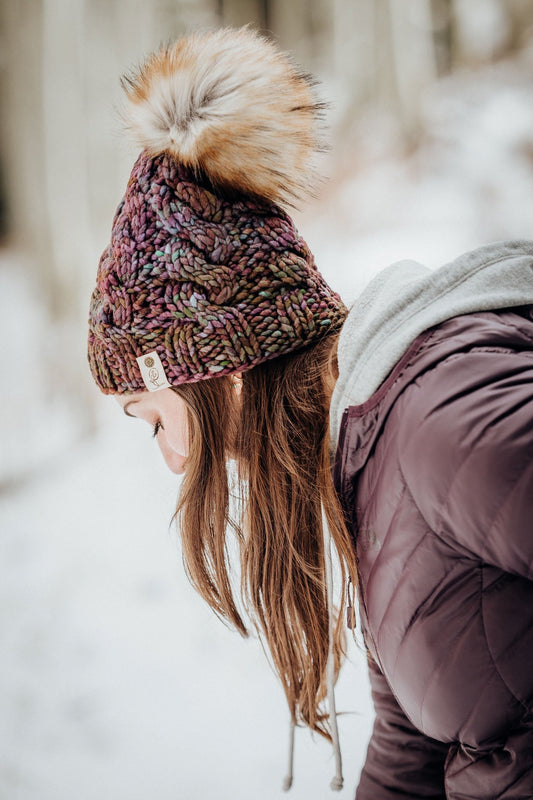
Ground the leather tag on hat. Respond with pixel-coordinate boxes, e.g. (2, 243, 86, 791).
(136, 351, 171, 391)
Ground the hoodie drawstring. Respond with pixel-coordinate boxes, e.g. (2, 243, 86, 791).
(282, 504, 344, 792)
(282, 719, 296, 791)
(322, 502, 344, 791)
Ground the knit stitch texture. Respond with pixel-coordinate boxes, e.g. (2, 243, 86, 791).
(88, 152, 346, 394)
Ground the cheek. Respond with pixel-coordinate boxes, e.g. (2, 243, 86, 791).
(156, 425, 188, 475)
(172, 413, 189, 456)
(157, 436, 187, 475)
(165, 418, 188, 459)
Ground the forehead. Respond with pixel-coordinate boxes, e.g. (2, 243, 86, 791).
(116, 387, 185, 414)
(115, 390, 151, 406)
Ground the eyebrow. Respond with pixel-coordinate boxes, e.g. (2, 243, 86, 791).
(123, 400, 141, 418)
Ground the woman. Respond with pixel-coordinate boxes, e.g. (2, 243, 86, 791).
(87, 27, 533, 798)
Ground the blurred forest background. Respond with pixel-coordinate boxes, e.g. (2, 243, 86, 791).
(2, 2, 533, 799)
(2, 0, 533, 484)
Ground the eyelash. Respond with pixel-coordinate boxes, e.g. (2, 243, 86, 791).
(152, 421, 162, 438)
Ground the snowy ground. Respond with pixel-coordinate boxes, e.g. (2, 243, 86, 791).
(0, 418, 373, 800)
(2, 49, 533, 800)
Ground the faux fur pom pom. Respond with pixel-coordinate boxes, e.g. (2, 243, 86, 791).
(121, 27, 326, 208)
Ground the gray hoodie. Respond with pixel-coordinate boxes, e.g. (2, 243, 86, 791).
(329, 239, 533, 447)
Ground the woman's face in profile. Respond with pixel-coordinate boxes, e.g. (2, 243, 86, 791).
(116, 388, 189, 475)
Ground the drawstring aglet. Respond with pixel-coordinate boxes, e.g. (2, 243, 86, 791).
(282, 775, 293, 792)
(322, 503, 344, 792)
(330, 775, 344, 791)
(282, 718, 296, 791)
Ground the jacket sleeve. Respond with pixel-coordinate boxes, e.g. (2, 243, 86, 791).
(444, 720, 533, 798)
(356, 657, 449, 799)
(397, 348, 533, 580)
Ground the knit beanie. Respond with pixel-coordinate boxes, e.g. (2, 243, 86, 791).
(87, 27, 347, 394)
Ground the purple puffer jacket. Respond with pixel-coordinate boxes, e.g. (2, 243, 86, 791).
(333, 305, 533, 799)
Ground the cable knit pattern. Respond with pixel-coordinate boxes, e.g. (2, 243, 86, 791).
(88, 152, 346, 393)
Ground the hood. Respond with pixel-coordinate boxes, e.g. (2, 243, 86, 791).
(332, 305, 533, 507)
(329, 239, 533, 449)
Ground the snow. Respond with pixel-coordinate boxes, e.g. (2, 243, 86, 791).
(2, 49, 533, 799)
(0, 420, 372, 799)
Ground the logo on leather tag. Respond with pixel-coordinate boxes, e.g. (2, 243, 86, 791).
(136, 351, 171, 392)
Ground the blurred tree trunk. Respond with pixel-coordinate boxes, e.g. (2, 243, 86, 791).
(0, 1, 53, 280)
(273, 0, 333, 70)
(331, 0, 376, 104)
(42, 0, 92, 321)
(332, 0, 438, 144)
(451, 0, 511, 64)
(493, 0, 533, 52)
(220, 0, 270, 31)
(431, 0, 453, 76)
(388, 0, 438, 139)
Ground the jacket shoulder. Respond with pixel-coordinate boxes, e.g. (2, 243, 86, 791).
(396, 314, 533, 578)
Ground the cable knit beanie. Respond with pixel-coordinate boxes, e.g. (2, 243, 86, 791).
(87, 27, 347, 394)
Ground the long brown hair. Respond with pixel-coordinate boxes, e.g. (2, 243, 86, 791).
(172, 333, 357, 738)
